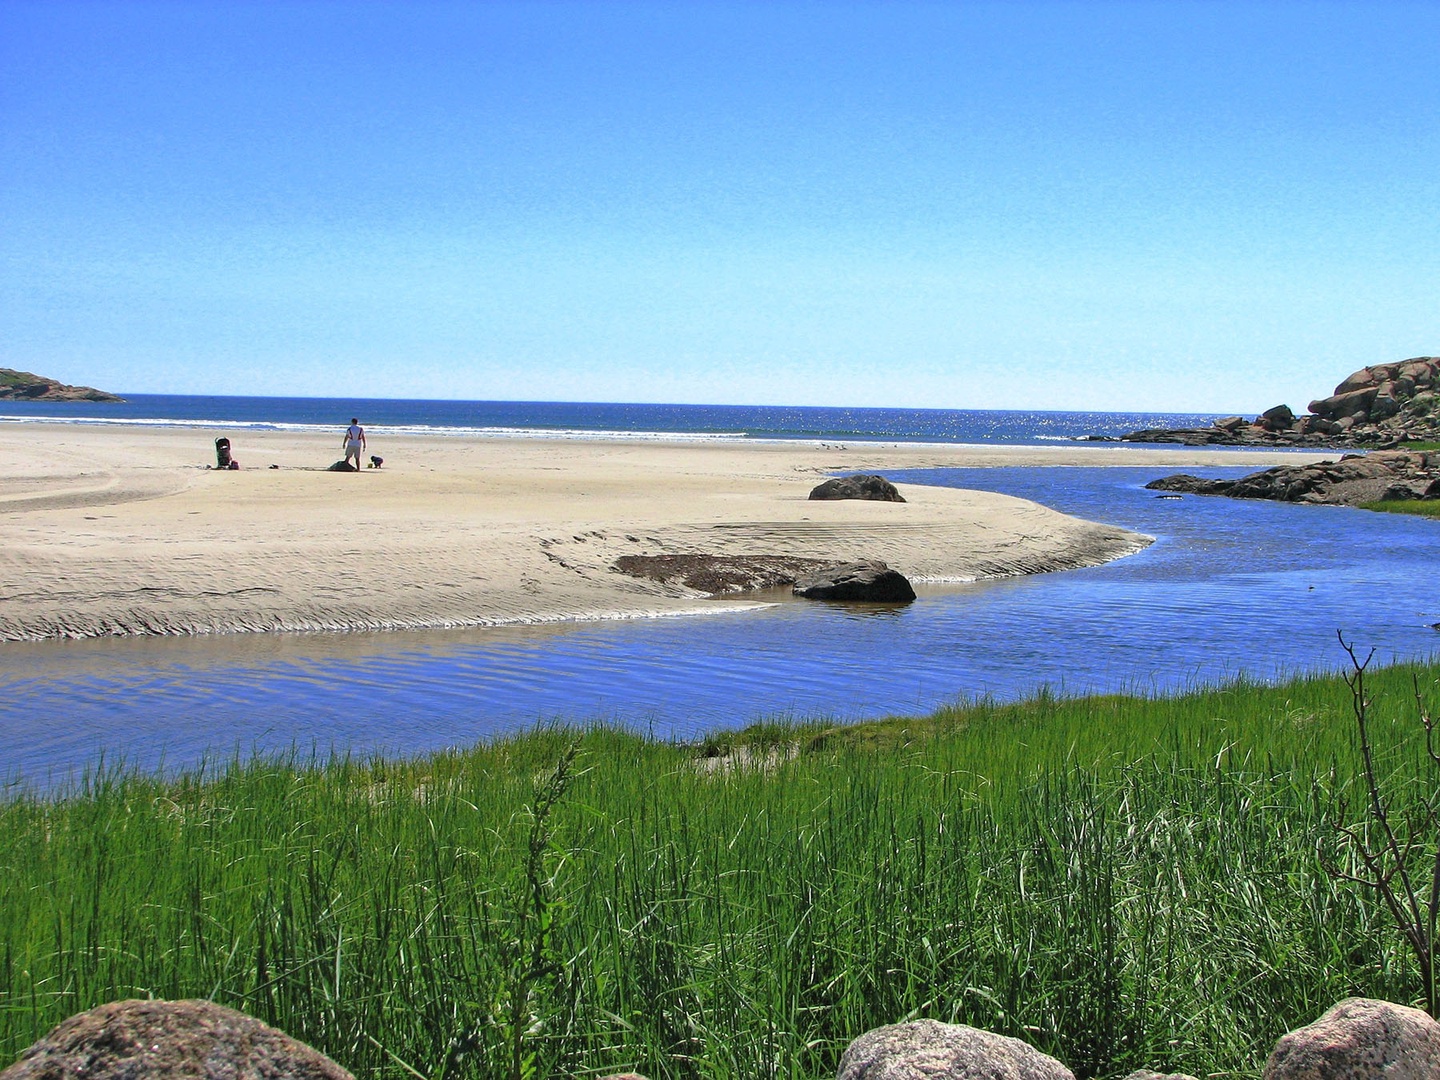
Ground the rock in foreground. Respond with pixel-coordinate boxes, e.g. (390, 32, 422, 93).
(793, 561, 916, 602)
(0, 368, 123, 403)
(838, 1019, 1074, 1080)
(0, 999, 354, 1080)
(809, 474, 906, 502)
(1264, 997, 1440, 1079)
(1146, 449, 1440, 507)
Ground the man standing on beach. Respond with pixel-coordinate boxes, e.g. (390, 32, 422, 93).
(343, 418, 366, 470)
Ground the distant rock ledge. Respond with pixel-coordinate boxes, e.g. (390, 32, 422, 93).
(1103, 357, 1438, 448)
(0, 368, 124, 402)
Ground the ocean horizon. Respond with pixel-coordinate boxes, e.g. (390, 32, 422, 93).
(0, 393, 1240, 447)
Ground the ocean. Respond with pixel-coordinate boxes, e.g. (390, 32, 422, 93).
(0, 393, 1227, 445)
(4, 395, 1438, 788)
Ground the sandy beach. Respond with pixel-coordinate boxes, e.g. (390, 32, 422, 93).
(0, 423, 1329, 642)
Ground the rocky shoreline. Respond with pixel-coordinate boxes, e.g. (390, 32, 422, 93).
(1147, 448, 1440, 508)
(1107, 357, 1439, 448)
(0, 368, 123, 402)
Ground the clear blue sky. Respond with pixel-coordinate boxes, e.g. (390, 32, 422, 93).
(2, 1, 1436, 412)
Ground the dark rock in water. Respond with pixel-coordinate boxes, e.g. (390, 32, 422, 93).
(1121, 426, 1260, 446)
(1146, 474, 1235, 497)
(613, 553, 832, 595)
(1146, 449, 1440, 507)
(0, 998, 354, 1080)
(0, 368, 123, 402)
(1264, 997, 1440, 1079)
(838, 1019, 1074, 1080)
(327, 460, 358, 472)
(793, 561, 916, 602)
(808, 474, 906, 502)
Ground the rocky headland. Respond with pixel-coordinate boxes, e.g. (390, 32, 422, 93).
(1147, 448, 1440, 507)
(1114, 357, 1439, 448)
(0, 368, 123, 402)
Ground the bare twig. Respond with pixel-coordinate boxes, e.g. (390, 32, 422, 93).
(1326, 632, 1438, 1016)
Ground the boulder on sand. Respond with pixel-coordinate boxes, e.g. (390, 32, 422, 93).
(808, 474, 906, 502)
(838, 1018, 1074, 1080)
(0, 998, 354, 1080)
(1263, 997, 1440, 1079)
(793, 561, 916, 602)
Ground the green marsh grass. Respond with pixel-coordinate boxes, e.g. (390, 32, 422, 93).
(3, 663, 1439, 1078)
(1358, 499, 1440, 518)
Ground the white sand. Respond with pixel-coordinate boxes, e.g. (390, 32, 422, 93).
(0, 423, 1325, 642)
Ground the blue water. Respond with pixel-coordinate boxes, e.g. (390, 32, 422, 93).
(0, 393, 1235, 445)
(3, 462, 1438, 790)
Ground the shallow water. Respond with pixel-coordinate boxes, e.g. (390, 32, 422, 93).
(2, 466, 1437, 787)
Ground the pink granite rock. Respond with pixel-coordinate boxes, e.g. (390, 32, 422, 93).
(0, 999, 354, 1080)
(1264, 997, 1440, 1079)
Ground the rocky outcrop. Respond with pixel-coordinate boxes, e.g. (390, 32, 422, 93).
(0, 999, 353, 1080)
(838, 1019, 1074, 1080)
(792, 561, 917, 602)
(809, 474, 906, 502)
(0, 368, 123, 402)
(1146, 448, 1440, 507)
(1117, 357, 1439, 448)
(1264, 998, 1440, 1079)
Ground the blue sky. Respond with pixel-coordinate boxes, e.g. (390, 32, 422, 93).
(2, 1, 1436, 412)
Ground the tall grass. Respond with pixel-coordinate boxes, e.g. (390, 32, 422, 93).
(1358, 499, 1440, 518)
(2, 663, 1439, 1078)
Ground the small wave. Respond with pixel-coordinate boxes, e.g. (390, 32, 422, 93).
(0, 415, 749, 442)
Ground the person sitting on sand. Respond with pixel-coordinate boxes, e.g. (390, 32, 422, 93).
(343, 418, 366, 471)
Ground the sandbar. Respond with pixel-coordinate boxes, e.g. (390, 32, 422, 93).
(0, 423, 1329, 642)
